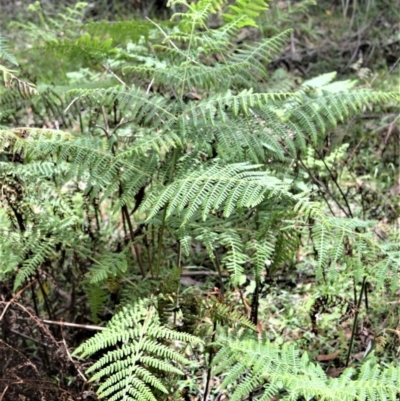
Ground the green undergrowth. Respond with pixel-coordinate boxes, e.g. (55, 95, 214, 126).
(0, 1, 399, 400)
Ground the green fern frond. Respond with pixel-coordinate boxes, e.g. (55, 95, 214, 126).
(223, 0, 269, 27)
(85, 20, 170, 45)
(170, 0, 225, 30)
(212, 119, 278, 163)
(125, 30, 292, 91)
(73, 298, 201, 401)
(86, 284, 108, 323)
(246, 236, 275, 279)
(13, 238, 56, 291)
(290, 90, 399, 138)
(210, 301, 257, 331)
(220, 229, 248, 285)
(67, 86, 178, 131)
(159, 22, 235, 55)
(0, 231, 22, 279)
(342, 362, 400, 401)
(312, 219, 331, 280)
(139, 162, 292, 224)
(45, 33, 115, 64)
(0, 35, 18, 66)
(121, 130, 183, 156)
(269, 228, 300, 274)
(293, 199, 399, 287)
(86, 251, 128, 284)
(178, 89, 293, 129)
(213, 331, 400, 401)
(371, 241, 399, 292)
(0, 128, 155, 206)
(170, 0, 269, 29)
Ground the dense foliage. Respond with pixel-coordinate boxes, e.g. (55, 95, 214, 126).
(0, 1, 399, 400)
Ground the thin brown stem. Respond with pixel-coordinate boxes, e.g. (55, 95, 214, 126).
(346, 276, 367, 367)
(203, 320, 217, 401)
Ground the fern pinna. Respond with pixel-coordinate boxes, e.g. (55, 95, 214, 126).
(1, 0, 399, 400)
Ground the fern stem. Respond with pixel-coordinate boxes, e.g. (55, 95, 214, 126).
(177, 240, 182, 270)
(145, 232, 154, 278)
(156, 148, 179, 276)
(213, 250, 225, 296)
(146, 17, 200, 67)
(299, 159, 347, 217)
(250, 279, 259, 326)
(156, 207, 167, 278)
(101, 62, 128, 88)
(179, 14, 196, 98)
(29, 281, 52, 368)
(122, 205, 146, 278)
(345, 275, 367, 367)
(203, 320, 217, 401)
(353, 277, 358, 306)
(36, 271, 54, 320)
(173, 241, 182, 326)
(74, 101, 84, 134)
(310, 143, 354, 218)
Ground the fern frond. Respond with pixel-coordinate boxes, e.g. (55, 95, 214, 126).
(293, 199, 399, 288)
(372, 241, 399, 292)
(0, 65, 38, 99)
(125, 30, 292, 91)
(121, 130, 183, 156)
(85, 20, 169, 45)
(0, 127, 156, 207)
(269, 228, 300, 274)
(213, 331, 400, 401)
(178, 89, 293, 130)
(219, 229, 248, 285)
(67, 86, 179, 131)
(170, 0, 225, 30)
(13, 237, 56, 291)
(159, 22, 236, 55)
(86, 251, 128, 284)
(246, 236, 275, 279)
(223, 0, 269, 27)
(86, 284, 108, 323)
(0, 35, 18, 66)
(73, 299, 201, 401)
(170, 0, 269, 29)
(290, 90, 399, 139)
(210, 300, 257, 331)
(43, 33, 115, 64)
(140, 162, 291, 224)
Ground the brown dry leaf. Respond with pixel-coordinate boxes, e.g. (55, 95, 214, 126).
(326, 367, 345, 378)
(316, 350, 340, 362)
(186, 92, 202, 100)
